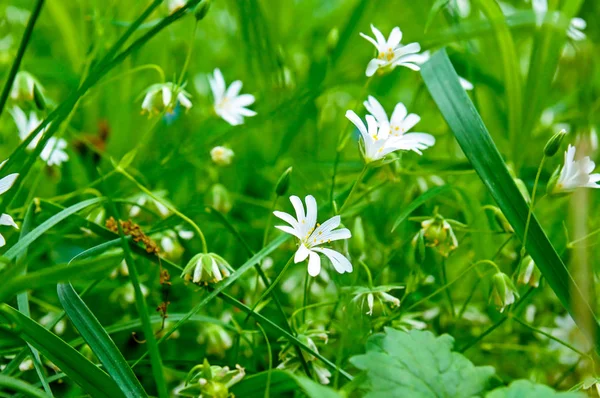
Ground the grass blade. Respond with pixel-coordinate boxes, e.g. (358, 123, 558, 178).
(0, 305, 124, 398)
(391, 185, 452, 232)
(57, 283, 147, 397)
(420, 49, 600, 353)
(0, 374, 50, 398)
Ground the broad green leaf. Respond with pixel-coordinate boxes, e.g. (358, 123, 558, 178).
(350, 328, 494, 397)
(292, 374, 342, 398)
(486, 380, 584, 398)
(57, 283, 147, 397)
(0, 374, 51, 398)
(420, 49, 600, 354)
(391, 185, 452, 232)
(0, 305, 124, 398)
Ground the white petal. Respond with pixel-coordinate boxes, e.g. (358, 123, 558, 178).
(178, 93, 193, 109)
(225, 80, 243, 98)
(289, 196, 306, 225)
(370, 24, 386, 48)
(307, 250, 321, 276)
(0, 214, 18, 229)
(295, 244, 310, 263)
(231, 94, 255, 107)
(320, 228, 352, 243)
(359, 32, 379, 48)
(275, 225, 302, 239)
(161, 86, 173, 108)
(310, 215, 341, 238)
(236, 107, 257, 117)
(304, 195, 318, 235)
(345, 110, 369, 141)
(389, 102, 407, 128)
(387, 27, 402, 48)
(0, 233, 5, 248)
(211, 68, 226, 99)
(364, 96, 389, 127)
(0, 173, 19, 195)
(312, 248, 352, 274)
(399, 113, 421, 132)
(273, 210, 299, 228)
(365, 59, 382, 77)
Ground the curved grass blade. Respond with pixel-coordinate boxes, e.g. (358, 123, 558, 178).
(0, 305, 123, 398)
(420, 49, 600, 353)
(391, 185, 452, 232)
(0, 374, 50, 398)
(57, 283, 147, 397)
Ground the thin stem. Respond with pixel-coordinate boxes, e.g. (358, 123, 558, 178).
(512, 316, 590, 358)
(247, 255, 295, 319)
(177, 21, 198, 86)
(338, 165, 368, 215)
(441, 257, 455, 317)
(256, 323, 272, 398)
(520, 156, 546, 258)
(0, 0, 45, 119)
(359, 259, 373, 286)
(118, 167, 208, 253)
(302, 271, 310, 324)
(263, 196, 279, 248)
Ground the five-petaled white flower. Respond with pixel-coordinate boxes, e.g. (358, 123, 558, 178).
(209, 68, 256, 126)
(10, 106, 69, 167)
(346, 102, 434, 163)
(274, 195, 352, 277)
(141, 82, 192, 115)
(551, 144, 600, 194)
(0, 161, 19, 247)
(360, 24, 422, 77)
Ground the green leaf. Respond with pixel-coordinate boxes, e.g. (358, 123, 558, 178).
(391, 185, 452, 232)
(424, 0, 449, 33)
(291, 374, 342, 398)
(0, 374, 51, 398)
(57, 283, 148, 397)
(0, 305, 124, 398)
(350, 328, 495, 397)
(230, 370, 298, 398)
(420, 49, 600, 354)
(486, 380, 584, 398)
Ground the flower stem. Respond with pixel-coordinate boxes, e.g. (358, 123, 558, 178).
(263, 196, 279, 248)
(441, 257, 455, 317)
(512, 316, 590, 358)
(247, 255, 295, 320)
(0, 0, 45, 119)
(520, 156, 546, 258)
(338, 165, 368, 215)
(302, 271, 310, 324)
(177, 20, 198, 87)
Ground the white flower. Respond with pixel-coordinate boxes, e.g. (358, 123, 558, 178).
(141, 82, 192, 115)
(552, 145, 600, 194)
(10, 71, 44, 105)
(210, 146, 234, 166)
(346, 104, 434, 163)
(352, 285, 404, 316)
(40, 137, 69, 167)
(531, 0, 586, 41)
(10, 106, 44, 148)
(166, 0, 186, 14)
(129, 191, 171, 218)
(274, 195, 352, 277)
(209, 68, 256, 126)
(360, 24, 422, 77)
(0, 164, 19, 247)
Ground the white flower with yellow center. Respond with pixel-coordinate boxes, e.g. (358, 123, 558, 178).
(274, 195, 352, 277)
(0, 162, 19, 247)
(141, 82, 192, 115)
(551, 144, 600, 194)
(360, 24, 421, 77)
(209, 68, 256, 126)
(210, 146, 234, 166)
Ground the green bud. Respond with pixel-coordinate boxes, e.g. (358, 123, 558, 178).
(326, 27, 339, 53)
(181, 253, 234, 285)
(488, 206, 513, 233)
(517, 256, 541, 288)
(352, 216, 365, 253)
(514, 177, 531, 203)
(544, 129, 567, 157)
(208, 184, 232, 214)
(491, 272, 518, 312)
(194, 0, 211, 21)
(275, 166, 292, 197)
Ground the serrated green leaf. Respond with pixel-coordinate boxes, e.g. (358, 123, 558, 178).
(486, 380, 584, 398)
(0, 305, 124, 398)
(420, 49, 600, 354)
(57, 283, 147, 397)
(350, 328, 495, 398)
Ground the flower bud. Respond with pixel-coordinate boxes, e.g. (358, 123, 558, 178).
(488, 206, 513, 233)
(194, 0, 211, 21)
(181, 253, 234, 285)
(326, 27, 339, 53)
(544, 129, 567, 157)
(419, 214, 458, 257)
(178, 359, 245, 397)
(140, 83, 192, 116)
(352, 216, 365, 253)
(491, 272, 519, 312)
(10, 71, 46, 110)
(517, 256, 541, 288)
(208, 184, 232, 214)
(210, 146, 234, 166)
(275, 166, 292, 196)
(514, 177, 531, 203)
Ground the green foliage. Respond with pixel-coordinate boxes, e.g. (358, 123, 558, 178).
(485, 380, 584, 398)
(351, 328, 495, 397)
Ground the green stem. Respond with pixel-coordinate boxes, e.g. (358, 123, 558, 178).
(246, 255, 295, 320)
(520, 156, 546, 258)
(263, 196, 279, 248)
(359, 259, 373, 286)
(177, 21, 198, 86)
(512, 316, 590, 358)
(118, 168, 208, 253)
(256, 323, 272, 398)
(338, 165, 368, 215)
(0, 0, 45, 119)
(302, 271, 310, 324)
(441, 257, 455, 317)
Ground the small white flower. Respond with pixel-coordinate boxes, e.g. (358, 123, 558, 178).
(274, 195, 352, 277)
(360, 24, 422, 77)
(352, 285, 403, 316)
(209, 68, 256, 126)
(40, 137, 69, 167)
(10, 106, 44, 148)
(141, 82, 192, 115)
(166, 0, 186, 14)
(0, 164, 19, 247)
(552, 145, 600, 194)
(346, 104, 434, 163)
(10, 71, 44, 104)
(19, 359, 33, 372)
(210, 146, 235, 166)
(129, 191, 171, 218)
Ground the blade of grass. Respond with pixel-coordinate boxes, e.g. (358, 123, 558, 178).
(0, 305, 123, 398)
(57, 283, 148, 397)
(391, 185, 452, 232)
(16, 203, 53, 396)
(0, 374, 50, 398)
(421, 49, 600, 354)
